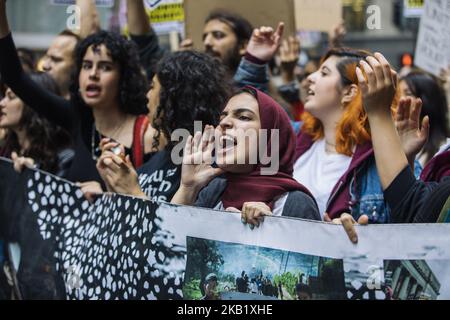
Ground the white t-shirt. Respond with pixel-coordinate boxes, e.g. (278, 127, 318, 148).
(293, 139, 352, 218)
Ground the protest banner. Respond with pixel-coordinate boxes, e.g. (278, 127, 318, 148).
(414, 0, 450, 77)
(183, 0, 296, 51)
(294, 0, 343, 32)
(1, 157, 450, 300)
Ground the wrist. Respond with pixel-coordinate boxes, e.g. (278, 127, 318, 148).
(244, 52, 268, 65)
(366, 107, 392, 121)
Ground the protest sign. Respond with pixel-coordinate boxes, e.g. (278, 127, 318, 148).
(403, 0, 425, 18)
(414, 0, 450, 77)
(294, 0, 343, 32)
(183, 0, 296, 51)
(1, 157, 450, 300)
(119, 0, 185, 36)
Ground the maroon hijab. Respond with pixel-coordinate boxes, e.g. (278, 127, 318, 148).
(221, 87, 314, 210)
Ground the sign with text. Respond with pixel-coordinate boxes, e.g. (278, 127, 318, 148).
(120, 0, 184, 35)
(403, 0, 425, 18)
(414, 0, 450, 76)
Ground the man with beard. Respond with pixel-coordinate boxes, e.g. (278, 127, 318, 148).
(201, 10, 253, 75)
(182, 10, 284, 92)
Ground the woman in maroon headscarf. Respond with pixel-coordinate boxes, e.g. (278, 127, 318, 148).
(172, 87, 320, 227)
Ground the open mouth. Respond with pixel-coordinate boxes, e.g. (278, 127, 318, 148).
(307, 88, 315, 96)
(85, 84, 102, 98)
(218, 135, 237, 153)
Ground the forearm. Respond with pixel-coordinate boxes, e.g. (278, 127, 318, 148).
(367, 110, 409, 190)
(0, 0, 10, 38)
(127, 0, 151, 36)
(170, 185, 200, 206)
(77, 0, 101, 39)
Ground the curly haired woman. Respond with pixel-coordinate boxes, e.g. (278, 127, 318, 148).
(0, 72, 72, 176)
(95, 51, 233, 202)
(0, 3, 152, 185)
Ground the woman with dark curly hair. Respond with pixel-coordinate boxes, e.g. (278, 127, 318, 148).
(94, 51, 232, 202)
(0, 3, 152, 186)
(0, 72, 72, 176)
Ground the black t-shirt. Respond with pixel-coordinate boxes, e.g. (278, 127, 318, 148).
(137, 149, 180, 203)
(384, 166, 450, 223)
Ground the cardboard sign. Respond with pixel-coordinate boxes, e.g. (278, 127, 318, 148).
(120, 0, 185, 35)
(294, 0, 343, 32)
(184, 0, 296, 51)
(403, 0, 425, 18)
(414, 0, 450, 77)
(50, 0, 114, 7)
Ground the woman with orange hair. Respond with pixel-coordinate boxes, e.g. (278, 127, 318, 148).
(293, 48, 417, 223)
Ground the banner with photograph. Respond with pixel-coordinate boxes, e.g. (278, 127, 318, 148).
(1, 157, 450, 300)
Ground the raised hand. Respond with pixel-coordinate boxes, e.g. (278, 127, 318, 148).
(179, 38, 194, 51)
(171, 126, 224, 205)
(356, 52, 398, 116)
(279, 35, 300, 83)
(180, 125, 223, 191)
(329, 21, 347, 48)
(246, 22, 285, 62)
(395, 97, 429, 165)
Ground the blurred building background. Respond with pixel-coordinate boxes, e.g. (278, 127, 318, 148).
(7, 0, 422, 69)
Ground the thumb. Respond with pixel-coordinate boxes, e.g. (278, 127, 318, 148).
(125, 155, 133, 166)
(11, 151, 18, 160)
(357, 215, 369, 225)
(323, 213, 332, 222)
(226, 207, 241, 213)
(421, 116, 430, 141)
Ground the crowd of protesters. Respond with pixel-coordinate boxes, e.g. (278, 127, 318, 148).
(0, 0, 450, 299)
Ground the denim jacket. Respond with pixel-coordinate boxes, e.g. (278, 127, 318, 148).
(349, 156, 422, 224)
(296, 131, 422, 223)
(234, 58, 269, 93)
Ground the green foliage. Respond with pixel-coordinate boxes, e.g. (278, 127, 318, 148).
(183, 279, 203, 300)
(273, 272, 298, 298)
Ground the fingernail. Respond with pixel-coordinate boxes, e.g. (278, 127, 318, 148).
(352, 237, 358, 243)
(250, 225, 255, 230)
(241, 218, 247, 225)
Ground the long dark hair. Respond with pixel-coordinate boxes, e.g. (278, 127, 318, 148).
(153, 51, 233, 151)
(401, 71, 450, 163)
(4, 73, 72, 173)
(70, 31, 149, 117)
